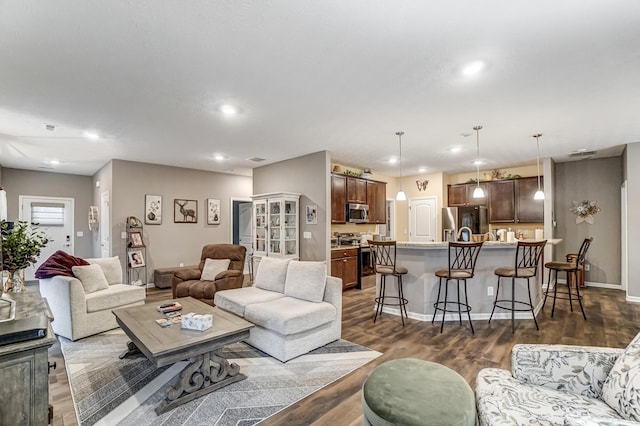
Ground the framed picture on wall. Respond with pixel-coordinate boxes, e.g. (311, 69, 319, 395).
(145, 194, 162, 225)
(306, 205, 317, 225)
(174, 199, 198, 223)
(207, 198, 220, 225)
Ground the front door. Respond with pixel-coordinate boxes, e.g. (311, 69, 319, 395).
(409, 197, 437, 242)
(19, 195, 74, 281)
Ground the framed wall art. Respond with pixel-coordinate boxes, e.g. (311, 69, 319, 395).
(207, 198, 220, 225)
(174, 199, 198, 223)
(306, 205, 317, 225)
(145, 194, 162, 225)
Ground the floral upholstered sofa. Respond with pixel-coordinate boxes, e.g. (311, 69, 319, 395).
(476, 332, 640, 425)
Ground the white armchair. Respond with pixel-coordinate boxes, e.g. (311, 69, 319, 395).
(476, 333, 640, 425)
(39, 256, 145, 341)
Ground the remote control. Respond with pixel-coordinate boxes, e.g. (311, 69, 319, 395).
(160, 303, 175, 308)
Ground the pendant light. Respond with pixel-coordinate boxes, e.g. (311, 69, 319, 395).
(396, 131, 406, 201)
(533, 133, 545, 200)
(472, 126, 485, 198)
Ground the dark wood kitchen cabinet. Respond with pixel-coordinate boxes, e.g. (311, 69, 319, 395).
(347, 177, 367, 204)
(366, 180, 387, 224)
(331, 248, 359, 290)
(447, 182, 487, 206)
(331, 174, 347, 223)
(488, 180, 516, 223)
(515, 176, 544, 223)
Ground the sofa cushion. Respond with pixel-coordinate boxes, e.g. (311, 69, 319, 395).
(476, 368, 623, 426)
(284, 261, 327, 303)
(85, 284, 146, 313)
(254, 257, 291, 293)
(602, 332, 640, 421)
(72, 264, 110, 293)
(244, 296, 336, 336)
(214, 287, 284, 317)
(201, 258, 231, 281)
(86, 256, 122, 285)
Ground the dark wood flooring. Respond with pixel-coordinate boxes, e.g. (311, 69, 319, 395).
(48, 279, 640, 425)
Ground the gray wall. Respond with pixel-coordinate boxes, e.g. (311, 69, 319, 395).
(625, 143, 640, 298)
(0, 168, 94, 257)
(109, 160, 252, 279)
(253, 151, 330, 261)
(554, 156, 623, 285)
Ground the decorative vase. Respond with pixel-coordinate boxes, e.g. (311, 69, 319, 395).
(4, 270, 26, 293)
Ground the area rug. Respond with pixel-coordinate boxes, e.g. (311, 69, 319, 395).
(60, 329, 381, 425)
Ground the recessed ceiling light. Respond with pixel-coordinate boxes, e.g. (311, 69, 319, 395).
(450, 146, 462, 153)
(48, 160, 60, 165)
(418, 167, 427, 173)
(220, 105, 238, 115)
(462, 61, 485, 76)
(473, 159, 484, 166)
(389, 158, 398, 164)
(213, 154, 225, 161)
(84, 131, 99, 140)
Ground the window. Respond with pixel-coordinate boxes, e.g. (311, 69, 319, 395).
(31, 202, 65, 226)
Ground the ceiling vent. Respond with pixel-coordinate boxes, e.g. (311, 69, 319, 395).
(569, 150, 597, 159)
(247, 157, 266, 162)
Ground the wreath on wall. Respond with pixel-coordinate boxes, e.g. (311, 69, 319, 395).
(569, 200, 601, 224)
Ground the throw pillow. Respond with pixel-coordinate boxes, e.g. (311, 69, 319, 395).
(254, 257, 292, 293)
(201, 258, 231, 281)
(284, 260, 327, 303)
(86, 256, 122, 285)
(602, 332, 640, 421)
(72, 264, 110, 293)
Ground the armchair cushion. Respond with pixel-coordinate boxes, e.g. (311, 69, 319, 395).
(201, 258, 231, 280)
(284, 260, 327, 303)
(86, 256, 122, 285)
(175, 268, 201, 281)
(244, 296, 336, 335)
(254, 257, 291, 293)
(602, 333, 640, 421)
(72, 264, 110, 293)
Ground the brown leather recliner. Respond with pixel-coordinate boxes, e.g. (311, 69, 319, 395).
(172, 244, 246, 306)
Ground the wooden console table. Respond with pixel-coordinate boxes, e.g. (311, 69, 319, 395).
(0, 290, 56, 425)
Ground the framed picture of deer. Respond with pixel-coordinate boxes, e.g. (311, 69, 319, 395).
(207, 198, 221, 225)
(174, 199, 198, 223)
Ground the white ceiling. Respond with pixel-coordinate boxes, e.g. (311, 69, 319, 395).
(1, 1, 638, 178)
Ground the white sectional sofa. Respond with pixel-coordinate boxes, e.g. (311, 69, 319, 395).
(39, 256, 145, 341)
(214, 257, 342, 362)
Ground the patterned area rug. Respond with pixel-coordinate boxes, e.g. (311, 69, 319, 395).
(60, 329, 381, 425)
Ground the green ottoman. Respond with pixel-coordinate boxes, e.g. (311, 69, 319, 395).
(362, 358, 476, 426)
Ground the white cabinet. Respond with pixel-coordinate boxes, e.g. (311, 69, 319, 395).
(252, 192, 300, 259)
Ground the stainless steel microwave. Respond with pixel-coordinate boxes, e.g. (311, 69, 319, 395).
(347, 203, 369, 223)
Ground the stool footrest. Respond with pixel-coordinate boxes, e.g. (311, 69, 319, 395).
(433, 301, 472, 314)
(543, 290, 583, 302)
(492, 299, 534, 313)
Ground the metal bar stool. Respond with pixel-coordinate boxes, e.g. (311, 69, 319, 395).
(490, 240, 547, 333)
(368, 240, 409, 326)
(433, 241, 484, 334)
(542, 237, 593, 320)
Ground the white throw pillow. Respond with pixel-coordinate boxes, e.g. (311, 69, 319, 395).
(201, 258, 231, 281)
(86, 256, 122, 285)
(72, 264, 110, 293)
(254, 257, 292, 293)
(284, 261, 327, 303)
(602, 332, 640, 421)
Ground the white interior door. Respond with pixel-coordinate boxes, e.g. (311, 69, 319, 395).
(409, 197, 437, 242)
(100, 192, 110, 258)
(19, 195, 74, 281)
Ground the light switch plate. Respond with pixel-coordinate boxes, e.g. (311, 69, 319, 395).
(121, 231, 127, 239)
(303, 232, 312, 239)
(76, 231, 83, 237)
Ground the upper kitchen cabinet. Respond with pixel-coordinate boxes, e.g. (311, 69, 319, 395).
(366, 180, 387, 224)
(515, 177, 544, 223)
(447, 182, 488, 206)
(488, 180, 516, 223)
(347, 177, 367, 204)
(331, 174, 347, 223)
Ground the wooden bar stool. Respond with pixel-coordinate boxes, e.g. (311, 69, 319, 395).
(368, 240, 408, 326)
(542, 237, 593, 320)
(490, 240, 547, 333)
(433, 241, 483, 334)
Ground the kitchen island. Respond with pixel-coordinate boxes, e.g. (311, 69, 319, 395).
(375, 240, 561, 323)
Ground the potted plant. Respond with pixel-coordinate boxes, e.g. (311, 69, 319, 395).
(1, 220, 49, 292)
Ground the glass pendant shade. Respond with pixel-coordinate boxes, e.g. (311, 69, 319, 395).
(534, 189, 545, 200)
(396, 189, 407, 201)
(472, 125, 485, 198)
(396, 131, 406, 201)
(473, 186, 485, 198)
(533, 133, 545, 200)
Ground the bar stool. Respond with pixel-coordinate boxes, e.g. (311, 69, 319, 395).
(490, 240, 547, 333)
(433, 241, 483, 334)
(542, 237, 593, 320)
(368, 240, 408, 326)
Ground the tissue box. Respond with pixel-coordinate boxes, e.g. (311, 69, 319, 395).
(181, 313, 213, 331)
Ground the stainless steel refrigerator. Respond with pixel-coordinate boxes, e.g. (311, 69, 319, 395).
(442, 206, 488, 242)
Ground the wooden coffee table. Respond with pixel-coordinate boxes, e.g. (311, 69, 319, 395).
(112, 297, 254, 414)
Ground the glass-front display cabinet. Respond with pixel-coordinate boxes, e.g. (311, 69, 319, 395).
(252, 192, 300, 260)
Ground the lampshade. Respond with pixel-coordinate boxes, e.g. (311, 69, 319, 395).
(533, 133, 545, 200)
(472, 126, 485, 198)
(396, 131, 406, 201)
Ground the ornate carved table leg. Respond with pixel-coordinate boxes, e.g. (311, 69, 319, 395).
(155, 349, 245, 414)
(119, 341, 142, 359)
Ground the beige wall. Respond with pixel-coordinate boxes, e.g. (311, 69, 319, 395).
(0, 167, 94, 257)
(109, 160, 252, 279)
(624, 144, 640, 297)
(253, 151, 330, 261)
(555, 156, 623, 285)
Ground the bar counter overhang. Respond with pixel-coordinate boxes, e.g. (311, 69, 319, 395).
(375, 240, 562, 322)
